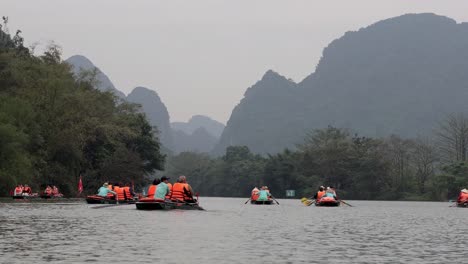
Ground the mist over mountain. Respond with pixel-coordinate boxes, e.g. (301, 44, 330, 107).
(171, 115, 225, 138)
(214, 13, 468, 155)
(127, 87, 175, 151)
(65, 55, 126, 99)
(172, 127, 218, 153)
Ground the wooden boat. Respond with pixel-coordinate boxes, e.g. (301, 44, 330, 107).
(135, 198, 204, 210)
(12, 194, 39, 200)
(250, 199, 274, 205)
(86, 195, 136, 204)
(40, 194, 64, 199)
(315, 196, 340, 207)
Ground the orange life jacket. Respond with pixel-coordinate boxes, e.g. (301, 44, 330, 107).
(316, 191, 325, 200)
(24, 187, 31, 194)
(458, 192, 468, 202)
(166, 183, 173, 199)
(147, 185, 157, 197)
(115, 186, 125, 201)
(171, 183, 190, 201)
(123, 186, 133, 199)
(251, 193, 259, 201)
(14, 187, 22, 195)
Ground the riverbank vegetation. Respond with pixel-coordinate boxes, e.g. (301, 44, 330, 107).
(165, 123, 468, 201)
(0, 24, 164, 196)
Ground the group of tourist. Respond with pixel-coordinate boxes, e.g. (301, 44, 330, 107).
(43, 185, 63, 197)
(147, 175, 196, 203)
(313, 186, 338, 201)
(13, 184, 32, 196)
(96, 182, 135, 201)
(251, 186, 272, 201)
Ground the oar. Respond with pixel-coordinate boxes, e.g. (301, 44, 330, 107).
(91, 203, 133, 209)
(300, 197, 315, 206)
(270, 195, 280, 205)
(244, 198, 251, 204)
(340, 200, 353, 207)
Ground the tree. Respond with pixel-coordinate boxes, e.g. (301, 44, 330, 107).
(436, 113, 468, 163)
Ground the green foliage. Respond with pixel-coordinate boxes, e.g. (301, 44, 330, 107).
(0, 29, 164, 196)
(165, 126, 453, 201)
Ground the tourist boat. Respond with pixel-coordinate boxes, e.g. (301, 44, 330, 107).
(40, 193, 64, 199)
(85, 195, 136, 204)
(315, 196, 340, 207)
(250, 199, 274, 205)
(135, 198, 204, 210)
(12, 194, 39, 200)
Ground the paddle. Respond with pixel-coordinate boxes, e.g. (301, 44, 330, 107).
(340, 200, 353, 207)
(270, 195, 280, 205)
(300, 197, 314, 206)
(91, 203, 133, 209)
(244, 198, 251, 204)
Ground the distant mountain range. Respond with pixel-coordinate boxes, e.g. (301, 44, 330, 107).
(214, 13, 468, 154)
(65, 56, 224, 154)
(67, 13, 468, 156)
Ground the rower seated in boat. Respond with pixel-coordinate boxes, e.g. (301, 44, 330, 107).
(154, 176, 170, 200)
(257, 186, 271, 202)
(251, 187, 260, 201)
(457, 188, 468, 204)
(147, 178, 160, 198)
(321, 187, 337, 200)
(171, 175, 196, 203)
(97, 183, 116, 197)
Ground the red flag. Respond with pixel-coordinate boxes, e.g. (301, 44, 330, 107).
(78, 176, 83, 194)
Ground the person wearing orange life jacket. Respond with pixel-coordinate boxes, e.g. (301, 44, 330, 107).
(457, 189, 468, 204)
(313, 186, 326, 201)
(123, 184, 134, 200)
(251, 187, 260, 201)
(147, 178, 160, 198)
(14, 185, 23, 196)
(113, 183, 126, 201)
(171, 175, 195, 203)
(23, 185, 32, 195)
(44, 185, 52, 195)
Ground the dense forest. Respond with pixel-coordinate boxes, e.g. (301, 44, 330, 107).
(0, 24, 164, 196)
(165, 124, 468, 201)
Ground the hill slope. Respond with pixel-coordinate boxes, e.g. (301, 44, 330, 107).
(215, 13, 468, 155)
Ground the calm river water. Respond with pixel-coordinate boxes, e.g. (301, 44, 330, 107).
(0, 198, 467, 263)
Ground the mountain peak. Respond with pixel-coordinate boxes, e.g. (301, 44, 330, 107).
(65, 55, 126, 99)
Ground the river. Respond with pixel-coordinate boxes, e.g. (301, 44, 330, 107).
(0, 198, 467, 263)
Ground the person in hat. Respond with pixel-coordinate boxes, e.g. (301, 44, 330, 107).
(97, 182, 116, 197)
(457, 188, 468, 204)
(154, 176, 170, 200)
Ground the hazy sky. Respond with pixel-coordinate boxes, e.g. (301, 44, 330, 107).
(2, 1, 468, 123)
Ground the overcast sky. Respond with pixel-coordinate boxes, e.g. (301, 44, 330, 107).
(2, 0, 468, 123)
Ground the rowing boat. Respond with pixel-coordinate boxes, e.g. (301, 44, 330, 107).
(135, 198, 204, 210)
